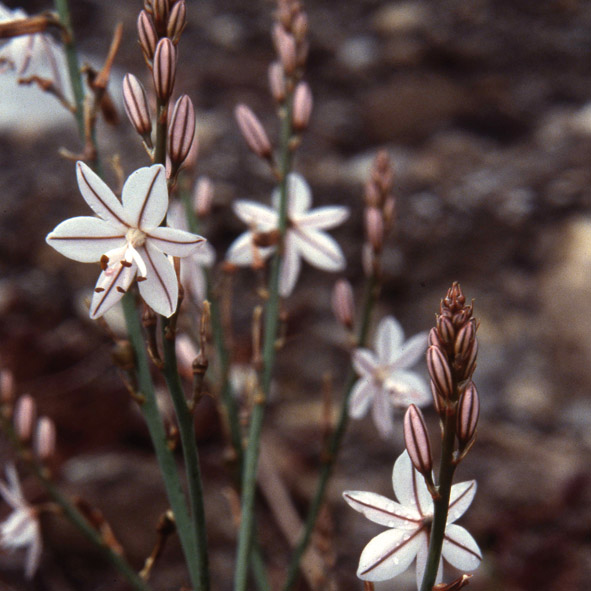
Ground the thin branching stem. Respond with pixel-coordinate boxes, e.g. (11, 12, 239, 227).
(282, 271, 380, 591)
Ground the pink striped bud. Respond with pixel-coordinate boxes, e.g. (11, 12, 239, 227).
(167, 0, 186, 44)
(457, 381, 479, 448)
(437, 314, 455, 345)
(168, 94, 196, 169)
(138, 11, 158, 63)
(455, 320, 475, 359)
(153, 38, 176, 102)
(365, 206, 384, 252)
(194, 176, 214, 218)
(268, 61, 286, 104)
(428, 327, 443, 349)
(292, 12, 308, 41)
(235, 104, 272, 160)
(123, 74, 152, 141)
(461, 338, 478, 380)
(383, 196, 396, 227)
(152, 0, 170, 35)
(427, 346, 453, 400)
(14, 394, 36, 442)
(0, 370, 15, 404)
(332, 279, 355, 329)
(292, 82, 313, 132)
(35, 416, 56, 461)
(272, 24, 296, 74)
(404, 404, 432, 475)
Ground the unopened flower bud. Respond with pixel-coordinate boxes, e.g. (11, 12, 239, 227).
(364, 181, 381, 208)
(138, 10, 158, 63)
(332, 279, 355, 329)
(152, 0, 170, 35)
(168, 94, 196, 169)
(0, 370, 15, 405)
(427, 346, 453, 400)
(167, 0, 186, 44)
(437, 314, 455, 345)
(365, 206, 384, 252)
(404, 404, 432, 475)
(461, 338, 478, 381)
(35, 416, 56, 461)
(153, 38, 176, 102)
(457, 382, 479, 448)
(123, 74, 152, 141)
(292, 12, 308, 41)
(235, 104, 272, 160)
(428, 327, 443, 349)
(14, 394, 36, 442)
(194, 176, 214, 218)
(383, 196, 396, 227)
(292, 82, 313, 132)
(268, 61, 286, 103)
(455, 320, 475, 359)
(272, 24, 297, 74)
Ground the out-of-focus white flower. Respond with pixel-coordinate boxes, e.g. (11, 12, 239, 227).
(226, 173, 349, 296)
(0, 464, 42, 579)
(343, 451, 481, 589)
(46, 162, 205, 319)
(0, 4, 66, 92)
(349, 316, 430, 439)
(167, 202, 215, 307)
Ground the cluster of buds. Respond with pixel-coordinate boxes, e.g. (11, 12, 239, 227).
(235, 0, 312, 163)
(125, 0, 197, 176)
(362, 151, 396, 276)
(10, 394, 56, 463)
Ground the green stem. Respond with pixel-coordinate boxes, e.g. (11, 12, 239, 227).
(282, 271, 379, 591)
(121, 293, 200, 589)
(161, 317, 210, 591)
(419, 408, 457, 591)
(233, 97, 294, 591)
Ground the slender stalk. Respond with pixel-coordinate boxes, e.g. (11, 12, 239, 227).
(419, 409, 457, 591)
(161, 317, 210, 591)
(282, 271, 379, 591)
(233, 96, 294, 591)
(121, 293, 200, 589)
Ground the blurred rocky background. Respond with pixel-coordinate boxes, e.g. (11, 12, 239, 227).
(1, 0, 591, 590)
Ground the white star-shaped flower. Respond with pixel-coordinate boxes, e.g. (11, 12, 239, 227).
(167, 202, 215, 307)
(46, 162, 205, 319)
(0, 464, 42, 579)
(343, 451, 482, 589)
(349, 316, 430, 439)
(226, 173, 349, 296)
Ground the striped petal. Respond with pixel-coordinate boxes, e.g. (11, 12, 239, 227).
(357, 527, 422, 581)
(392, 451, 433, 518)
(348, 378, 375, 419)
(147, 226, 205, 257)
(352, 348, 378, 377)
(89, 262, 137, 319)
(442, 524, 482, 571)
(272, 173, 311, 215)
(415, 536, 442, 590)
(46, 216, 125, 262)
(390, 331, 429, 370)
(121, 164, 168, 229)
(385, 370, 431, 408)
(292, 228, 345, 271)
(137, 242, 178, 317)
(296, 205, 350, 229)
(372, 389, 395, 439)
(278, 233, 301, 296)
(447, 481, 477, 524)
(343, 491, 421, 529)
(76, 162, 129, 230)
(376, 316, 404, 365)
(233, 200, 277, 229)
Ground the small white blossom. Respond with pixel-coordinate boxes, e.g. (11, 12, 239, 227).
(0, 464, 42, 579)
(0, 4, 66, 91)
(343, 451, 482, 589)
(46, 162, 205, 319)
(167, 202, 215, 307)
(226, 173, 349, 296)
(349, 316, 430, 439)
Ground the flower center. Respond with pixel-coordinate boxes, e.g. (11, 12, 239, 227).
(126, 227, 147, 248)
(372, 365, 389, 386)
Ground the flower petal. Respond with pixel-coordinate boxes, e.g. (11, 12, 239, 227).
(121, 164, 168, 229)
(348, 378, 375, 419)
(415, 535, 442, 591)
(76, 162, 129, 230)
(279, 233, 301, 296)
(226, 232, 274, 266)
(233, 200, 277, 229)
(272, 173, 311, 215)
(24, 525, 42, 579)
(181, 262, 207, 305)
(447, 480, 477, 524)
(375, 316, 404, 365)
(0, 464, 23, 509)
(343, 491, 421, 529)
(352, 348, 378, 377)
(291, 228, 346, 271)
(385, 370, 431, 407)
(357, 527, 422, 581)
(390, 331, 429, 370)
(372, 388, 395, 439)
(442, 524, 482, 571)
(392, 451, 433, 518)
(137, 243, 178, 317)
(46, 217, 125, 262)
(296, 205, 350, 229)
(89, 262, 137, 319)
(147, 226, 205, 257)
